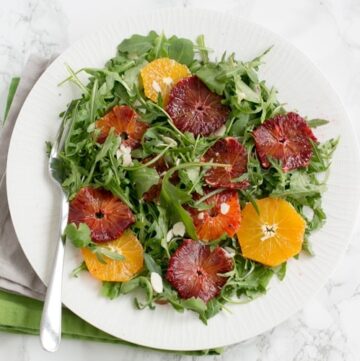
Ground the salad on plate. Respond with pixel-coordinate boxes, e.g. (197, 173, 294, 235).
(50, 32, 338, 323)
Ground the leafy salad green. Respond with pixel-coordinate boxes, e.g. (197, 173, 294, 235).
(53, 32, 338, 323)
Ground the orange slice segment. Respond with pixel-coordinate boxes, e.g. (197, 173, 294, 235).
(140, 58, 190, 104)
(82, 230, 144, 282)
(236, 198, 306, 267)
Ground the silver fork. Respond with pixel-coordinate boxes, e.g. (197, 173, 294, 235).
(40, 116, 72, 352)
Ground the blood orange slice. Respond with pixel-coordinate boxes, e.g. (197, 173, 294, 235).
(166, 76, 230, 136)
(253, 112, 317, 172)
(68, 187, 135, 243)
(96, 105, 148, 148)
(166, 239, 233, 302)
(236, 197, 306, 267)
(203, 137, 249, 189)
(188, 190, 241, 241)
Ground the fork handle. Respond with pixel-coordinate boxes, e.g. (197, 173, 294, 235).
(40, 195, 68, 352)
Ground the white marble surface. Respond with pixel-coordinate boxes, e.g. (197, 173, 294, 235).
(1, 0, 360, 360)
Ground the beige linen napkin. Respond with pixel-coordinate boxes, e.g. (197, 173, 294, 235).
(0, 55, 56, 299)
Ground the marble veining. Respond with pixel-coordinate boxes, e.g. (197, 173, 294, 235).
(1, 0, 360, 360)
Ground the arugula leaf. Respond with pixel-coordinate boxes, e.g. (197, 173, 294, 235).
(196, 34, 209, 63)
(90, 245, 125, 262)
(160, 178, 197, 240)
(245, 46, 273, 69)
(309, 138, 339, 172)
(228, 114, 250, 136)
(123, 59, 148, 89)
(168, 37, 194, 66)
(307, 204, 326, 232)
(70, 261, 88, 278)
(149, 205, 169, 256)
(302, 237, 315, 256)
(65, 223, 92, 248)
(200, 298, 222, 322)
(273, 262, 287, 281)
(149, 33, 167, 60)
(101, 282, 122, 299)
(134, 277, 154, 309)
(101, 278, 143, 299)
(86, 131, 120, 183)
(118, 31, 158, 55)
(196, 63, 226, 94)
(271, 172, 326, 199)
(307, 118, 329, 128)
(120, 278, 141, 294)
(178, 166, 204, 194)
(181, 298, 207, 313)
(128, 166, 160, 197)
(144, 253, 162, 275)
(234, 77, 261, 104)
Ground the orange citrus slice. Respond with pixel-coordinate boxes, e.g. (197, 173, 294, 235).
(236, 198, 306, 267)
(81, 230, 144, 282)
(140, 58, 190, 104)
(188, 190, 241, 242)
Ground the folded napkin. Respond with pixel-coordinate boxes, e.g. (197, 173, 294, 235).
(0, 56, 222, 355)
(0, 55, 49, 300)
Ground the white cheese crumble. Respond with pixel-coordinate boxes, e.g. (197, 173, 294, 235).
(166, 230, 174, 243)
(198, 212, 205, 220)
(166, 222, 186, 242)
(224, 247, 236, 258)
(152, 80, 161, 93)
(172, 222, 185, 237)
(150, 272, 163, 293)
(220, 203, 230, 215)
(214, 125, 226, 136)
(260, 224, 278, 241)
(122, 153, 133, 166)
(163, 77, 173, 86)
(116, 144, 133, 166)
(121, 144, 131, 154)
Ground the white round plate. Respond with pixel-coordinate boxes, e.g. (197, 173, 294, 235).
(7, 8, 360, 351)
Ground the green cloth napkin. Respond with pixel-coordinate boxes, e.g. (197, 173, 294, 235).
(0, 289, 119, 341)
(0, 289, 222, 355)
